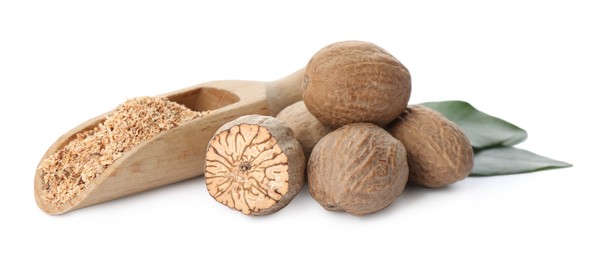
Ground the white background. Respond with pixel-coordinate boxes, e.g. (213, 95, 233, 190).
(2, 1, 605, 259)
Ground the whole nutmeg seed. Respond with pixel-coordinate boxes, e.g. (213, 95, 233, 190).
(308, 123, 408, 216)
(303, 40, 412, 128)
(387, 105, 474, 188)
(276, 101, 332, 159)
(204, 115, 305, 216)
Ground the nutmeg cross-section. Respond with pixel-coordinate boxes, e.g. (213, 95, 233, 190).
(204, 115, 304, 216)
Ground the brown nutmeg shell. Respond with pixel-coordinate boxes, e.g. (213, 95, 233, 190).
(387, 105, 474, 188)
(276, 101, 332, 159)
(303, 41, 412, 128)
(307, 123, 408, 216)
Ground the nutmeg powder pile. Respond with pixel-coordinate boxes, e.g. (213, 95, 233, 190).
(39, 97, 207, 206)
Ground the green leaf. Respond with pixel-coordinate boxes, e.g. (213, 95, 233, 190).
(420, 100, 528, 149)
(471, 147, 572, 176)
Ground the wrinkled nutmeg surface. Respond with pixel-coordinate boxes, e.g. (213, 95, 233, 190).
(303, 40, 412, 128)
(204, 115, 305, 216)
(387, 105, 474, 188)
(308, 123, 408, 216)
(276, 101, 332, 159)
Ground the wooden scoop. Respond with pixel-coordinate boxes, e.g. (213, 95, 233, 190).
(34, 68, 305, 215)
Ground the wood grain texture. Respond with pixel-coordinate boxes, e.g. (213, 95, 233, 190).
(34, 69, 304, 215)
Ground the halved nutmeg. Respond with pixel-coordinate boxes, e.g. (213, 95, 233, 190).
(204, 115, 305, 216)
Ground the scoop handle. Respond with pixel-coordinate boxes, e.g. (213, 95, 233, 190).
(265, 68, 305, 115)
